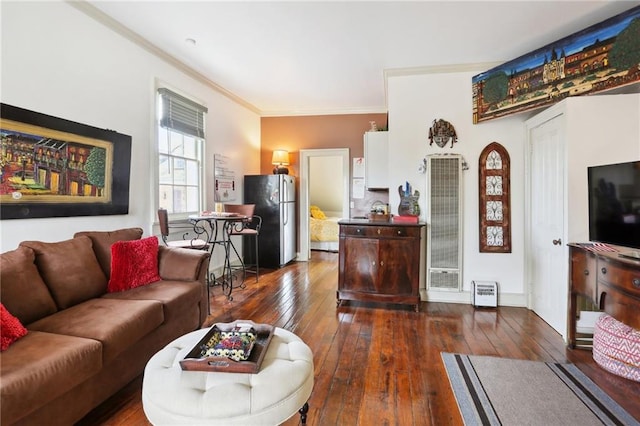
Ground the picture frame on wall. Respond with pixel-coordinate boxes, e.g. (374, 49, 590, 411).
(0, 103, 132, 219)
(472, 5, 640, 124)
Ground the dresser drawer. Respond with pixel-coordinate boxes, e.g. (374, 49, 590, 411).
(598, 258, 640, 298)
(599, 282, 640, 330)
(570, 248, 596, 302)
(340, 225, 420, 239)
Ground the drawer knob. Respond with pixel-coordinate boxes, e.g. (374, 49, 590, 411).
(583, 269, 589, 276)
(601, 267, 607, 275)
(633, 278, 640, 289)
(397, 230, 402, 235)
(380, 261, 384, 266)
(356, 229, 361, 233)
(377, 229, 381, 235)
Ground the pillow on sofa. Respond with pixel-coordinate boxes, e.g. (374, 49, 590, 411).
(108, 236, 162, 293)
(20, 237, 107, 310)
(74, 227, 144, 278)
(1, 303, 28, 351)
(0, 246, 58, 325)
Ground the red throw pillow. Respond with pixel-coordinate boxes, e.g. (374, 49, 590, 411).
(1, 303, 28, 351)
(108, 236, 162, 293)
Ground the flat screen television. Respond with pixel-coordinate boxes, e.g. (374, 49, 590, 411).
(588, 160, 640, 254)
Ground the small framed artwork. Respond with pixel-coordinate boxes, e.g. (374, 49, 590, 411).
(479, 142, 511, 253)
(0, 103, 131, 219)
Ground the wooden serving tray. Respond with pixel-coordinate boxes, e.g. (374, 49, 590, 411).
(180, 320, 274, 373)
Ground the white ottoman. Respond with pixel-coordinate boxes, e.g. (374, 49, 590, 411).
(142, 326, 314, 425)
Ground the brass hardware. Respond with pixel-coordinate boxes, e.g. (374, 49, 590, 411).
(377, 229, 381, 235)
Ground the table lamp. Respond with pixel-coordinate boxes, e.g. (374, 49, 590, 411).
(272, 150, 290, 174)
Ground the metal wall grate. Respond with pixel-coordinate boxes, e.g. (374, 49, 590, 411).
(427, 156, 462, 291)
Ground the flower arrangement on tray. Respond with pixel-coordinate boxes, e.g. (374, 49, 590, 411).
(180, 320, 274, 373)
(199, 325, 257, 362)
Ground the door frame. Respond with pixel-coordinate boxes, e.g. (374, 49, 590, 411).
(298, 148, 350, 261)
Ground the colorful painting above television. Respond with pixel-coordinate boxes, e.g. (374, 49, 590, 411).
(472, 5, 640, 124)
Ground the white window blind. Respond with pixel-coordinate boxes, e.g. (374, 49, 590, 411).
(158, 88, 208, 139)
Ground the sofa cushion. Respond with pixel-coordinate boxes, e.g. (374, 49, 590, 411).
(0, 330, 102, 426)
(74, 227, 144, 278)
(0, 303, 28, 351)
(20, 237, 108, 310)
(103, 280, 202, 326)
(28, 298, 164, 363)
(0, 245, 57, 324)
(108, 236, 162, 292)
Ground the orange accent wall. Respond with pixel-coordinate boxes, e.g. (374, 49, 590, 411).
(261, 113, 389, 216)
(260, 113, 388, 176)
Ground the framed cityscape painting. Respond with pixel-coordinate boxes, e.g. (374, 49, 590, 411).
(472, 5, 640, 124)
(0, 103, 131, 219)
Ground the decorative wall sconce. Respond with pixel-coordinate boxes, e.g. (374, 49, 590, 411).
(272, 150, 290, 174)
(428, 119, 458, 148)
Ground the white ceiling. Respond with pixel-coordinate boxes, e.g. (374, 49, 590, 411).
(80, 1, 639, 116)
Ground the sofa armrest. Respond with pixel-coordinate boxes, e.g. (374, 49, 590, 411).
(158, 246, 210, 282)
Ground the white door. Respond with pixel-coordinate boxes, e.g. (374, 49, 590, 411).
(529, 115, 567, 337)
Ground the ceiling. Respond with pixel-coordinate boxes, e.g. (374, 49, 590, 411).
(79, 1, 639, 116)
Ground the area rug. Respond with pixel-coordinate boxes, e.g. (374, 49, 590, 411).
(441, 353, 639, 426)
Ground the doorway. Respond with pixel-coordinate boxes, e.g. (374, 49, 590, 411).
(299, 148, 350, 261)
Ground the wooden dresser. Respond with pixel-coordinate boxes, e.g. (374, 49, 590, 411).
(568, 243, 640, 348)
(337, 219, 425, 311)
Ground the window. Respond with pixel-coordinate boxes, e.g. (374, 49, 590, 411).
(157, 88, 207, 216)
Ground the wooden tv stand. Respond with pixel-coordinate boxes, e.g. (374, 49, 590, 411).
(568, 243, 640, 349)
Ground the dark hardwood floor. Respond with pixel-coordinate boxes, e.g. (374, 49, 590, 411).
(78, 251, 640, 425)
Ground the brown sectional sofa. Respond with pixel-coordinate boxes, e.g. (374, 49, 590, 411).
(0, 228, 210, 426)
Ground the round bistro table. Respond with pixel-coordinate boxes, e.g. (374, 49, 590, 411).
(142, 326, 314, 425)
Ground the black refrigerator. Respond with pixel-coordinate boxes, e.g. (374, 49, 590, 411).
(243, 175, 296, 268)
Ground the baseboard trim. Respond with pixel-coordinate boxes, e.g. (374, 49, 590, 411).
(420, 290, 527, 307)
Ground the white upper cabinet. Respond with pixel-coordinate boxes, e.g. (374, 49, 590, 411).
(364, 131, 389, 190)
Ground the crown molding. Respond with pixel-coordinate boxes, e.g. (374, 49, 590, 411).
(384, 62, 504, 78)
(260, 106, 389, 118)
(67, 0, 260, 115)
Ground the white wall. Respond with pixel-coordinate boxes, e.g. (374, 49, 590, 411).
(388, 71, 639, 306)
(309, 156, 343, 214)
(0, 1, 260, 267)
(387, 70, 529, 305)
(563, 94, 640, 243)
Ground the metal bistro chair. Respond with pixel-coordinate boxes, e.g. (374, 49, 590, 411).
(158, 208, 210, 250)
(223, 204, 262, 282)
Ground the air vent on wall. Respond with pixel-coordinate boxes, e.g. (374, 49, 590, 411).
(472, 281, 498, 307)
(426, 155, 463, 292)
